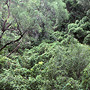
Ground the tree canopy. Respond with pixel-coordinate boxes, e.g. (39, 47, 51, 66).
(0, 0, 90, 90)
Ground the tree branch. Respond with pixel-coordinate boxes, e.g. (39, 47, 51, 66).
(7, 41, 21, 57)
(14, 17, 22, 35)
(0, 30, 27, 51)
(0, 31, 5, 39)
(0, 0, 11, 40)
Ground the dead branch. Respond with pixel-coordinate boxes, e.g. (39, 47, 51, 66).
(7, 40, 21, 57)
(0, 30, 27, 51)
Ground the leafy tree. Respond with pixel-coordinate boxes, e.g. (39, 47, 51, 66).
(68, 16, 90, 43)
(77, 0, 90, 11)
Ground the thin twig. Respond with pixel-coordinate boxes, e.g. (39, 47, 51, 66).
(7, 41, 21, 57)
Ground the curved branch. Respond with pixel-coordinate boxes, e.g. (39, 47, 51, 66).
(7, 41, 21, 57)
(0, 0, 11, 40)
(0, 30, 27, 51)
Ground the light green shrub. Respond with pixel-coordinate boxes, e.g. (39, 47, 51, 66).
(81, 63, 90, 90)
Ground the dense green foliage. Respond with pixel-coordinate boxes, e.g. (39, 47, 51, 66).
(0, 0, 90, 90)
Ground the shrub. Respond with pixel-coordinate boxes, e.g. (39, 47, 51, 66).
(68, 16, 90, 44)
(83, 34, 90, 45)
(81, 63, 90, 90)
(59, 43, 90, 79)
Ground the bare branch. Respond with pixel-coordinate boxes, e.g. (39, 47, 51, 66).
(14, 17, 22, 35)
(0, 30, 27, 51)
(0, 32, 4, 39)
(7, 41, 21, 57)
(6, 23, 12, 29)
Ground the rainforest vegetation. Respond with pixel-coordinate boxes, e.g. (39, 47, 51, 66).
(0, 0, 90, 90)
